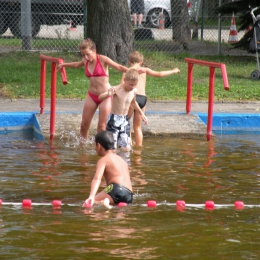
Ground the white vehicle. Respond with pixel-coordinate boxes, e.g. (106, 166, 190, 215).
(128, 0, 200, 28)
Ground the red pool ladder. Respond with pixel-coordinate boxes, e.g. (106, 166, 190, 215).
(39, 55, 68, 140)
(184, 58, 230, 141)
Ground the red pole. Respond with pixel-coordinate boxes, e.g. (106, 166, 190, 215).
(39, 55, 69, 140)
(186, 63, 194, 114)
(40, 59, 46, 114)
(60, 66, 68, 85)
(220, 64, 230, 90)
(58, 58, 68, 85)
(50, 62, 57, 140)
(207, 67, 216, 141)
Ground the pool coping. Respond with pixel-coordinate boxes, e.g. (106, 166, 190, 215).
(1, 110, 260, 141)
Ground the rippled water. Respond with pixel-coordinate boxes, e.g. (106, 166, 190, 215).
(1, 131, 260, 259)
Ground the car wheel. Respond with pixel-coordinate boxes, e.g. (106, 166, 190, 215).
(251, 70, 260, 80)
(9, 14, 41, 38)
(147, 8, 170, 28)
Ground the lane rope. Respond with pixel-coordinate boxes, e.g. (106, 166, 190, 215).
(0, 199, 259, 210)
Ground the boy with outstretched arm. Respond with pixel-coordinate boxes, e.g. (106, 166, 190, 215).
(122, 51, 180, 146)
(84, 130, 133, 207)
(99, 68, 148, 152)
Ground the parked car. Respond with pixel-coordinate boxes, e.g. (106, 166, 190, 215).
(0, 0, 84, 37)
(128, 0, 200, 28)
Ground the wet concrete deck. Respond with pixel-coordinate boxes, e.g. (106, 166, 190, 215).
(36, 112, 208, 140)
(1, 98, 260, 140)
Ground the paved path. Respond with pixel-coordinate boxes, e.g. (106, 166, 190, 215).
(1, 98, 259, 114)
(2, 25, 245, 43)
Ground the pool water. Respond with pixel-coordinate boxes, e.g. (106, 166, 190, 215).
(0, 132, 260, 259)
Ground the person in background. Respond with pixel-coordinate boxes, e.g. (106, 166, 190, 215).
(192, 21, 199, 40)
(131, 0, 144, 28)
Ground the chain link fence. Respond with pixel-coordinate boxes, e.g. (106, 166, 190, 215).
(0, 0, 246, 55)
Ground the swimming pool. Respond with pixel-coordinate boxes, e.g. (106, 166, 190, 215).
(1, 132, 260, 259)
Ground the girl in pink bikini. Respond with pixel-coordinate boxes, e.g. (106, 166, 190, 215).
(58, 38, 129, 140)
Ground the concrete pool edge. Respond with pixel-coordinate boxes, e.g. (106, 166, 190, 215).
(1, 111, 260, 140)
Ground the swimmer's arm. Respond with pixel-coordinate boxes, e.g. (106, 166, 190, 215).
(146, 67, 180, 77)
(130, 99, 148, 124)
(101, 55, 128, 72)
(85, 161, 105, 206)
(98, 87, 116, 101)
(101, 56, 145, 74)
(57, 60, 84, 71)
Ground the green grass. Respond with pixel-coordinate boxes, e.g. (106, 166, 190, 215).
(0, 50, 259, 101)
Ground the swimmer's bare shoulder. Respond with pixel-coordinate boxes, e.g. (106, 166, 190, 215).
(103, 153, 132, 191)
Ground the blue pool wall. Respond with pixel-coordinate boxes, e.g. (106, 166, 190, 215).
(1, 112, 260, 139)
(197, 113, 260, 134)
(0, 112, 44, 140)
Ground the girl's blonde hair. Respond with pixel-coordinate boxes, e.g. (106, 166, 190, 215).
(78, 38, 96, 51)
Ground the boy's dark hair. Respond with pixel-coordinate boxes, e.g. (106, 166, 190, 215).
(95, 131, 115, 150)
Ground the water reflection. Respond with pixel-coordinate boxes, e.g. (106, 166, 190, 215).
(33, 141, 62, 190)
(1, 133, 260, 259)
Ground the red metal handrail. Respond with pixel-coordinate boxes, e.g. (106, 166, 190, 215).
(39, 55, 68, 140)
(184, 58, 230, 141)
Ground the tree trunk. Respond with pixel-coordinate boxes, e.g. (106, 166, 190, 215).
(171, 0, 191, 49)
(86, 0, 134, 64)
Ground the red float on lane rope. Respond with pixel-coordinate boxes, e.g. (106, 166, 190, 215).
(52, 200, 62, 207)
(176, 200, 186, 211)
(83, 203, 92, 208)
(147, 200, 157, 207)
(118, 202, 127, 207)
(205, 200, 214, 210)
(176, 200, 186, 207)
(234, 201, 244, 210)
(22, 199, 32, 207)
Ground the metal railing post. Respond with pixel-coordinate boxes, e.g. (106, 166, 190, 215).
(207, 67, 216, 141)
(184, 58, 230, 141)
(186, 62, 194, 114)
(50, 62, 57, 140)
(40, 59, 46, 114)
(39, 55, 68, 140)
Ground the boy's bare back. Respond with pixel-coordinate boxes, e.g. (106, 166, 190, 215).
(128, 64, 147, 95)
(97, 151, 132, 191)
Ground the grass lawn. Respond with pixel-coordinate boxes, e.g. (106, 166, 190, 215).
(0, 50, 259, 101)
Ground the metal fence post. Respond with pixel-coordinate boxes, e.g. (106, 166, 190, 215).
(217, 0, 222, 55)
(21, 0, 32, 50)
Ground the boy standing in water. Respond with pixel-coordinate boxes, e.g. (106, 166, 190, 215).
(122, 51, 180, 146)
(84, 130, 133, 207)
(99, 68, 148, 151)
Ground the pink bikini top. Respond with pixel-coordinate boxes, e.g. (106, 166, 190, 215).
(85, 54, 108, 77)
